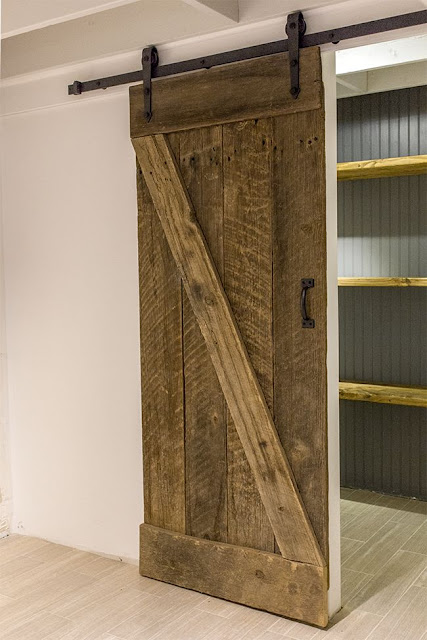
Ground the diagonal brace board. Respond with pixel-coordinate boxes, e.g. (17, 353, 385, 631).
(133, 134, 325, 568)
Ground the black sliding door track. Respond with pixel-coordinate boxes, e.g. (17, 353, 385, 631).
(68, 10, 426, 95)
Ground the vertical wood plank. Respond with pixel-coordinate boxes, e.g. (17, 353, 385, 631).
(223, 119, 276, 553)
(179, 126, 228, 542)
(137, 137, 185, 533)
(272, 109, 328, 559)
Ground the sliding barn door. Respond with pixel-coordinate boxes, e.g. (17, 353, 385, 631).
(130, 47, 328, 627)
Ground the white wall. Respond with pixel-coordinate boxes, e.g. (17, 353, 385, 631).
(1, 94, 143, 560)
(0, 4, 14, 537)
(0, 170, 13, 537)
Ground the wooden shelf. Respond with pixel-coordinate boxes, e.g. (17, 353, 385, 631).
(339, 382, 427, 408)
(338, 277, 427, 287)
(337, 154, 427, 181)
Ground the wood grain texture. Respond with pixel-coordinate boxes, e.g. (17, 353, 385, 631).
(179, 127, 228, 542)
(337, 154, 427, 181)
(137, 152, 186, 533)
(139, 524, 328, 627)
(338, 277, 427, 287)
(129, 48, 322, 138)
(272, 110, 328, 559)
(339, 381, 427, 407)
(133, 133, 325, 567)
(223, 119, 275, 553)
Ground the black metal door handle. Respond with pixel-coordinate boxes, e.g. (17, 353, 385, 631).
(301, 279, 315, 328)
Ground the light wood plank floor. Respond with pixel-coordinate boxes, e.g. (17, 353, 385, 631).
(0, 489, 425, 640)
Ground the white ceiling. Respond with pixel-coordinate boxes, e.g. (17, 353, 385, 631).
(1, 0, 145, 37)
(1, 0, 363, 38)
(3, 0, 426, 39)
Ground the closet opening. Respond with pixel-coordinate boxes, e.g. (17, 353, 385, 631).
(336, 34, 427, 622)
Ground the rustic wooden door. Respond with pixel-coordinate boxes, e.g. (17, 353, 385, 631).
(130, 47, 328, 628)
